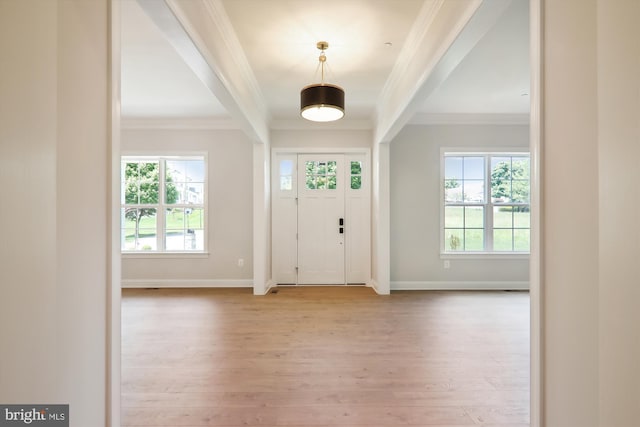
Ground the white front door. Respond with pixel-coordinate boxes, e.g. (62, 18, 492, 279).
(297, 154, 345, 284)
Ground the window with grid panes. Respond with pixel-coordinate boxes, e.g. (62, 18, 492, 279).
(121, 156, 206, 252)
(443, 152, 530, 253)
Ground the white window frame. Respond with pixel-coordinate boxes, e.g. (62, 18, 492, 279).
(121, 153, 208, 257)
(440, 148, 530, 258)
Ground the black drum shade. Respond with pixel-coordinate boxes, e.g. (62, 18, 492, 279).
(300, 84, 345, 122)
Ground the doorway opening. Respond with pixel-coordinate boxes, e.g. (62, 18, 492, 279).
(272, 151, 371, 286)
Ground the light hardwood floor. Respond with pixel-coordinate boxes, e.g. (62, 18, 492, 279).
(122, 287, 529, 427)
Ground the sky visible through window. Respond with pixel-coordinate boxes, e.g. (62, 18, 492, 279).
(445, 156, 485, 202)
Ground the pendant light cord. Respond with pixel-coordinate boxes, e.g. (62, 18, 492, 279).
(319, 50, 326, 84)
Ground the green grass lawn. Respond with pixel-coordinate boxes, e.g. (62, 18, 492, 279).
(445, 206, 530, 251)
(123, 208, 204, 241)
(123, 205, 528, 252)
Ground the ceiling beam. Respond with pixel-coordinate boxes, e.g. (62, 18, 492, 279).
(137, 0, 269, 144)
(374, 0, 513, 143)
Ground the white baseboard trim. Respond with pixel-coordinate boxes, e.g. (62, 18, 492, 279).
(121, 279, 253, 288)
(369, 279, 391, 295)
(391, 281, 530, 291)
(122, 279, 528, 291)
(261, 280, 277, 295)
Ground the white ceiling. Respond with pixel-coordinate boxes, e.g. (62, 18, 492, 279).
(221, 0, 426, 121)
(419, 0, 530, 116)
(120, 0, 529, 128)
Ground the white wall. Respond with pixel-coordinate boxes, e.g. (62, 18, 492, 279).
(0, 1, 108, 425)
(543, 2, 599, 424)
(389, 124, 530, 289)
(271, 129, 372, 149)
(121, 128, 254, 287)
(596, 1, 640, 424)
(542, 0, 640, 426)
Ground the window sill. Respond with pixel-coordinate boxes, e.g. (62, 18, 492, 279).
(122, 252, 209, 260)
(440, 252, 529, 260)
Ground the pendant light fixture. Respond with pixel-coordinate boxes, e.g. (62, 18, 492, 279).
(300, 41, 345, 122)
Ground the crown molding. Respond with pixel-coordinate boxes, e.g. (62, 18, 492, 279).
(121, 116, 240, 130)
(269, 118, 373, 131)
(120, 114, 529, 130)
(409, 113, 530, 126)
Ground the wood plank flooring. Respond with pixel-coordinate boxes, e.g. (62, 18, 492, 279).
(121, 287, 530, 427)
